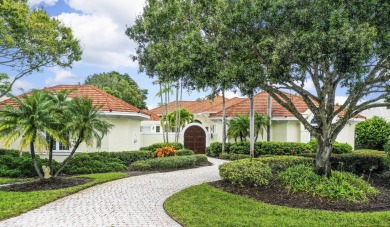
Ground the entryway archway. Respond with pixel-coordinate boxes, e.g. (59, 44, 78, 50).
(183, 124, 206, 154)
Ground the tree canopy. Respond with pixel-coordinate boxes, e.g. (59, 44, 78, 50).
(127, 0, 390, 176)
(0, 0, 82, 98)
(84, 71, 148, 109)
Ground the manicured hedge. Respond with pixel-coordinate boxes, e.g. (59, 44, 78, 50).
(106, 150, 154, 166)
(176, 149, 195, 156)
(140, 142, 183, 151)
(207, 141, 312, 157)
(219, 159, 272, 187)
(309, 139, 353, 154)
(0, 149, 21, 156)
(63, 153, 127, 174)
(129, 156, 199, 171)
(256, 156, 313, 173)
(0, 153, 60, 178)
(300, 152, 388, 174)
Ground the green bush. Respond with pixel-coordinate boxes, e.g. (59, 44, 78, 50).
(219, 159, 272, 187)
(230, 154, 251, 160)
(0, 149, 20, 156)
(129, 156, 197, 171)
(208, 142, 312, 157)
(63, 153, 127, 174)
(309, 139, 353, 154)
(300, 152, 387, 174)
(106, 150, 153, 166)
(256, 156, 313, 173)
(194, 154, 208, 165)
(140, 142, 183, 151)
(278, 165, 379, 202)
(0, 153, 60, 177)
(176, 149, 195, 156)
(355, 116, 390, 150)
(384, 139, 390, 153)
(207, 142, 229, 157)
(219, 153, 231, 160)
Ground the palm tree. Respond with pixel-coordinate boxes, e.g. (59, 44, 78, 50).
(163, 108, 194, 131)
(228, 114, 249, 142)
(46, 89, 72, 175)
(0, 90, 63, 179)
(54, 97, 113, 177)
(254, 113, 270, 141)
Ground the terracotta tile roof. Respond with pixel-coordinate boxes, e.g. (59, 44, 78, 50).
(209, 91, 365, 119)
(141, 109, 161, 121)
(149, 96, 247, 117)
(149, 101, 198, 116)
(1, 85, 149, 116)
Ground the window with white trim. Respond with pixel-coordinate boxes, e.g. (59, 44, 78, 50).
(46, 134, 69, 152)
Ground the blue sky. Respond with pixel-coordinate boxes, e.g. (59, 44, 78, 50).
(2, 0, 353, 108)
(2, 0, 219, 109)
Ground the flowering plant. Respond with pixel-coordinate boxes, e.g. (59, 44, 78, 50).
(154, 146, 176, 157)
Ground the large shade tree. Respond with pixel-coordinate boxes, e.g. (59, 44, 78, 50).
(0, 0, 82, 98)
(84, 71, 148, 109)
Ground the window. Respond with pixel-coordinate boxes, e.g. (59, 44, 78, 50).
(210, 124, 216, 133)
(156, 126, 161, 133)
(46, 134, 69, 152)
(140, 126, 151, 133)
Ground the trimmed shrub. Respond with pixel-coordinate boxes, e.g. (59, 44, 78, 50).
(256, 156, 313, 173)
(207, 142, 229, 157)
(0, 149, 20, 156)
(107, 150, 153, 166)
(129, 156, 197, 171)
(176, 149, 195, 156)
(219, 159, 272, 187)
(219, 153, 231, 160)
(194, 154, 208, 165)
(0, 153, 60, 177)
(300, 152, 387, 174)
(230, 154, 251, 160)
(63, 153, 127, 174)
(140, 142, 183, 151)
(228, 141, 312, 156)
(309, 139, 353, 154)
(278, 165, 379, 202)
(384, 140, 390, 153)
(355, 116, 390, 150)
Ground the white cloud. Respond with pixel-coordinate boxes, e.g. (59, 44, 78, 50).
(12, 80, 34, 95)
(147, 103, 158, 110)
(220, 90, 243, 99)
(45, 68, 80, 85)
(335, 96, 348, 105)
(28, 0, 58, 7)
(54, 1, 145, 69)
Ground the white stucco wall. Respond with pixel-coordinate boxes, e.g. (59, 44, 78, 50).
(140, 133, 176, 147)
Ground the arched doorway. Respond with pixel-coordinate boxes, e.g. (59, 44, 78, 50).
(184, 125, 206, 154)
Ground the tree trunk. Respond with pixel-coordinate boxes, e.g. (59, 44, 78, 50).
(49, 139, 54, 176)
(54, 137, 82, 177)
(166, 83, 170, 143)
(315, 137, 333, 177)
(177, 80, 182, 142)
(249, 93, 255, 157)
(222, 90, 227, 153)
(159, 83, 165, 143)
(174, 81, 179, 142)
(267, 93, 272, 142)
(30, 142, 44, 179)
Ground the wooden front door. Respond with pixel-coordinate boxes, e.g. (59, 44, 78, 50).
(184, 125, 206, 154)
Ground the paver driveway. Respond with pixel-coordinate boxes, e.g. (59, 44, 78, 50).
(0, 157, 226, 227)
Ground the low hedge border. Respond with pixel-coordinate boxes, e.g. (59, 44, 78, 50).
(299, 152, 388, 174)
(140, 142, 183, 151)
(129, 155, 208, 171)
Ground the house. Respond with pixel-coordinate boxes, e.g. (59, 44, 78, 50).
(361, 103, 390, 122)
(143, 91, 365, 152)
(0, 85, 149, 160)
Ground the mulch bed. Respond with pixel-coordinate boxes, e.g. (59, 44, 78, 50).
(0, 177, 91, 192)
(210, 175, 390, 212)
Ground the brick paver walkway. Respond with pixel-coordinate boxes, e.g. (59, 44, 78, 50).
(0, 157, 226, 227)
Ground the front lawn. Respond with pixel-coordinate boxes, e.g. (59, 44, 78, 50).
(0, 172, 128, 220)
(0, 178, 33, 185)
(164, 184, 390, 227)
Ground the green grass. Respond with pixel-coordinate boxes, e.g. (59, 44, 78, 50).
(0, 178, 34, 185)
(353, 149, 386, 156)
(0, 172, 128, 220)
(164, 184, 390, 227)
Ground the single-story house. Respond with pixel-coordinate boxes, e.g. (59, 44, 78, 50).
(143, 91, 365, 152)
(0, 85, 149, 160)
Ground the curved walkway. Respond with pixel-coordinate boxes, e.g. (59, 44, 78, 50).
(0, 157, 227, 227)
